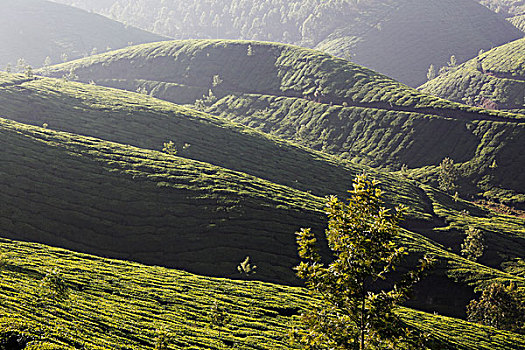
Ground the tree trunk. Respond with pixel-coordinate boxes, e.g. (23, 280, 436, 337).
(360, 282, 366, 350)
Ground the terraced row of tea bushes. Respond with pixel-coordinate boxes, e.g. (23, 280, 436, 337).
(205, 92, 525, 206)
(36, 40, 525, 205)
(205, 93, 479, 168)
(0, 72, 433, 221)
(1, 117, 328, 284)
(508, 14, 525, 32)
(421, 186, 525, 266)
(419, 38, 525, 112)
(42, 40, 521, 122)
(1, 238, 524, 349)
(2, 118, 523, 315)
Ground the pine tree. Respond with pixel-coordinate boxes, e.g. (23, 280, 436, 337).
(426, 64, 436, 81)
(293, 175, 433, 349)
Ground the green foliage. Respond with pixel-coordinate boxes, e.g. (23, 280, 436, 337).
(0, 237, 523, 349)
(208, 301, 232, 339)
(212, 74, 223, 87)
(461, 227, 485, 262)
(50, 38, 525, 206)
(467, 282, 525, 333)
(154, 327, 173, 350)
(420, 37, 525, 112)
(16, 58, 27, 74)
(0, 80, 523, 311)
(136, 85, 149, 95)
(61, 68, 78, 82)
(477, 1, 525, 18)
(427, 64, 436, 81)
(438, 157, 459, 193)
(194, 89, 217, 110)
(39, 39, 525, 206)
(448, 55, 458, 68)
(40, 268, 69, 301)
(237, 256, 257, 277)
(294, 175, 433, 349)
(162, 140, 177, 155)
(25, 66, 34, 79)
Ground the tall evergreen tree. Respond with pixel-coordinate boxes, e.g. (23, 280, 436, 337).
(293, 175, 433, 349)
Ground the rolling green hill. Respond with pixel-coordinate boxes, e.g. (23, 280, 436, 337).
(477, 0, 525, 17)
(0, 116, 326, 285)
(1, 115, 524, 318)
(48, 0, 523, 86)
(40, 40, 525, 207)
(0, 0, 167, 69)
(419, 38, 525, 114)
(0, 71, 431, 220)
(476, 1, 525, 32)
(1, 2, 524, 347)
(509, 13, 525, 32)
(1, 237, 524, 349)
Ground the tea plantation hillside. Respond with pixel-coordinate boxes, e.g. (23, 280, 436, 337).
(0, 0, 166, 69)
(1, 117, 524, 318)
(420, 38, 525, 114)
(0, 117, 326, 285)
(48, 0, 523, 86)
(478, 0, 525, 16)
(41, 40, 525, 207)
(509, 14, 525, 32)
(1, 238, 524, 350)
(0, 72, 431, 220)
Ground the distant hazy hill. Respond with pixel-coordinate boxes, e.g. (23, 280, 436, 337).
(48, 0, 523, 86)
(478, 0, 525, 17)
(477, 1, 525, 32)
(42, 39, 525, 207)
(420, 38, 525, 114)
(0, 0, 166, 69)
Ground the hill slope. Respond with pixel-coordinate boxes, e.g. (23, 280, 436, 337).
(509, 13, 525, 32)
(476, 1, 525, 32)
(0, 116, 327, 285)
(0, 72, 431, 220)
(1, 71, 523, 271)
(419, 38, 525, 114)
(48, 0, 523, 86)
(1, 237, 524, 349)
(477, 0, 525, 18)
(2, 115, 525, 317)
(40, 40, 525, 207)
(0, 0, 167, 69)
